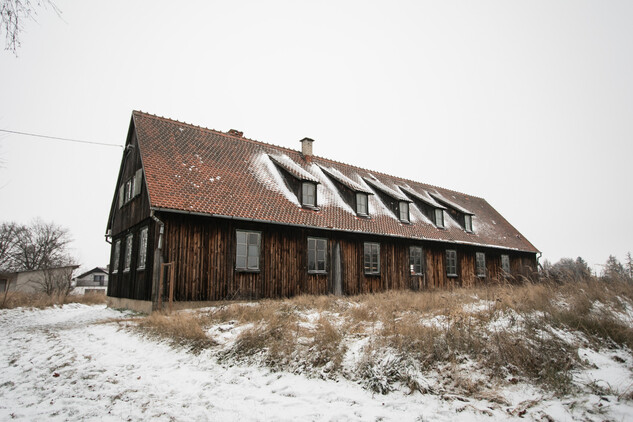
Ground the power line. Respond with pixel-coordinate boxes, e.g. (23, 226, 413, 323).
(0, 129, 123, 148)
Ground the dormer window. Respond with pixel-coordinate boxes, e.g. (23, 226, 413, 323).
(356, 192, 368, 216)
(302, 182, 317, 207)
(464, 215, 473, 232)
(435, 209, 445, 228)
(399, 201, 410, 223)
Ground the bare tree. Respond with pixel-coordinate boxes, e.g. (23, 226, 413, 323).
(0, 221, 24, 271)
(30, 265, 75, 296)
(1, 0, 59, 54)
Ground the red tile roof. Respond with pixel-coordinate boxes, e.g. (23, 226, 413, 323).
(133, 111, 538, 253)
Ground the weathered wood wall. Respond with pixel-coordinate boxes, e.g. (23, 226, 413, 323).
(148, 213, 537, 302)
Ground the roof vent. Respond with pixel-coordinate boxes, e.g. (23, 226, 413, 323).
(300, 137, 314, 158)
(227, 129, 243, 137)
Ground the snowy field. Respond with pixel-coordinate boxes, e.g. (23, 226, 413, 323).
(1, 304, 633, 421)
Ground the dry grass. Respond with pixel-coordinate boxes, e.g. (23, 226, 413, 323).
(137, 312, 214, 353)
(0, 291, 107, 309)
(131, 278, 633, 397)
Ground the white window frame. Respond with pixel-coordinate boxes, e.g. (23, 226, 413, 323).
(308, 237, 327, 273)
(112, 240, 121, 273)
(302, 182, 317, 207)
(236, 230, 261, 271)
(446, 249, 457, 277)
(465, 215, 473, 232)
(364, 242, 380, 275)
(476, 252, 486, 278)
(435, 209, 445, 228)
(124, 234, 133, 273)
(409, 246, 424, 275)
(356, 193, 368, 216)
(399, 201, 410, 223)
(137, 227, 148, 270)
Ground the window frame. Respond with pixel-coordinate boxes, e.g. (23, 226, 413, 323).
(501, 254, 510, 274)
(124, 234, 133, 273)
(112, 240, 121, 273)
(464, 215, 473, 232)
(399, 201, 410, 223)
(364, 242, 380, 275)
(476, 252, 486, 278)
(307, 237, 327, 274)
(356, 192, 369, 216)
(236, 230, 261, 271)
(446, 249, 457, 277)
(435, 208, 445, 228)
(409, 246, 424, 275)
(137, 226, 149, 270)
(302, 182, 317, 208)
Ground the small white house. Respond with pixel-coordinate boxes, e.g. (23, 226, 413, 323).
(0, 265, 79, 294)
(72, 267, 109, 295)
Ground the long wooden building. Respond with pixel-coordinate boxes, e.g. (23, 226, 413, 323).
(106, 111, 539, 312)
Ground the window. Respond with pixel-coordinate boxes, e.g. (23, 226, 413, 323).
(125, 180, 133, 202)
(435, 209, 444, 228)
(501, 254, 510, 273)
(476, 252, 486, 277)
(94, 274, 105, 286)
(119, 169, 143, 208)
(124, 234, 133, 272)
(0, 279, 7, 293)
(236, 230, 260, 271)
(446, 249, 457, 277)
(112, 240, 121, 273)
(465, 215, 473, 232)
(137, 227, 148, 270)
(356, 193, 368, 216)
(399, 201, 410, 223)
(364, 242, 380, 274)
(308, 237, 327, 273)
(302, 182, 317, 207)
(410, 246, 424, 275)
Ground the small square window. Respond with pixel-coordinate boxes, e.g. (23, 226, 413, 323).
(302, 182, 317, 207)
(410, 246, 423, 275)
(435, 209, 444, 228)
(476, 252, 486, 277)
(236, 230, 261, 271)
(501, 254, 510, 273)
(465, 215, 473, 232)
(364, 242, 380, 274)
(446, 249, 457, 277)
(356, 193, 368, 216)
(399, 201, 410, 222)
(308, 237, 327, 273)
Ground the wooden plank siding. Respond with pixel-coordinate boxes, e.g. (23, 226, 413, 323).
(139, 213, 538, 303)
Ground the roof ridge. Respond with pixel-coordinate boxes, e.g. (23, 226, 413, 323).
(131, 110, 483, 201)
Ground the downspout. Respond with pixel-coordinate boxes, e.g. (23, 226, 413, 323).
(150, 211, 165, 311)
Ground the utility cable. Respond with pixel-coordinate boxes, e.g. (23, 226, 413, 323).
(0, 128, 123, 148)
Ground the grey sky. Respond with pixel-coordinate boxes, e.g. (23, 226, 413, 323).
(1, 0, 631, 273)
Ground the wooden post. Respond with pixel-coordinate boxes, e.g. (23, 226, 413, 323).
(169, 263, 175, 314)
(158, 263, 165, 310)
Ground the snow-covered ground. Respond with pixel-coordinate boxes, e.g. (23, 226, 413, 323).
(1, 304, 632, 421)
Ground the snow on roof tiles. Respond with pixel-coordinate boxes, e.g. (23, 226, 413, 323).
(132, 111, 538, 253)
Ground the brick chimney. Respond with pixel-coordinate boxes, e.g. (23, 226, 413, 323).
(300, 137, 314, 159)
(227, 129, 243, 137)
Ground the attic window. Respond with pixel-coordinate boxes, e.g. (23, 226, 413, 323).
(435, 209, 445, 228)
(399, 201, 410, 223)
(118, 169, 143, 208)
(465, 215, 473, 232)
(302, 182, 317, 208)
(356, 193, 369, 216)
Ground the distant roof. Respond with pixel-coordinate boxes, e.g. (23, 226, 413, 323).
(131, 111, 538, 253)
(75, 267, 108, 279)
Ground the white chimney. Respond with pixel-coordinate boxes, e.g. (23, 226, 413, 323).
(300, 137, 314, 158)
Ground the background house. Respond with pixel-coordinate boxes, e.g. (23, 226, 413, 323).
(72, 267, 109, 295)
(106, 111, 539, 312)
(0, 265, 79, 294)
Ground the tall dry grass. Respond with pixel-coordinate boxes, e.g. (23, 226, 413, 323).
(132, 277, 633, 397)
(0, 291, 107, 309)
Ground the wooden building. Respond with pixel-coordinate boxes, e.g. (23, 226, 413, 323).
(106, 111, 539, 312)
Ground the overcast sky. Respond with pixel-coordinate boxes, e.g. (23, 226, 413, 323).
(1, 0, 631, 274)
